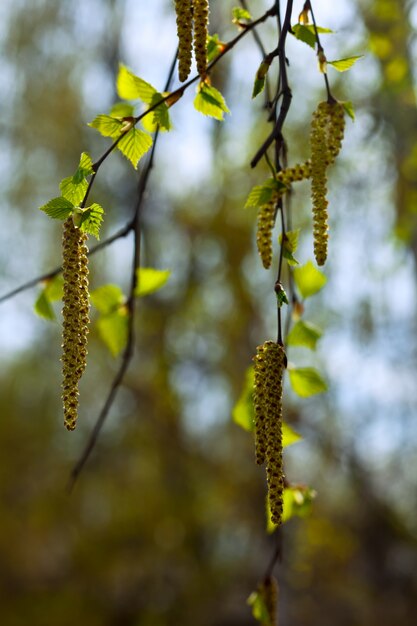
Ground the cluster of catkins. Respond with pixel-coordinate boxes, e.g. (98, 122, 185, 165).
(255, 101, 345, 269)
(253, 341, 286, 526)
(61, 218, 89, 431)
(174, 0, 209, 81)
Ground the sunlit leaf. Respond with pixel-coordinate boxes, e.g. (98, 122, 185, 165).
(34, 290, 55, 321)
(328, 55, 363, 72)
(232, 366, 254, 432)
(110, 102, 135, 118)
(90, 284, 125, 315)
(287, 320, 323, 350)
(117, 63, 157, 103)
(282, 485, 316, 523)
(141, 92, 172, 132)
(282, 422, 302, 447)
(245, 178, 285, 209)
(88, 114, 123, 138)
(117, 128, 153, 168)
(232, 7, 252, 22)
(134, 268, 171, 297)
(291, 24, 333, 49)
(342, 100, 355, 120)
(60, 176, 87, 205)
(247, 590, 269, 624)
(288, 366, 328, 397)
(79, 203, 104, 239)
(279, 229, 300, 265)
(207, 34, 224, 63)
(194, 82, 230, 121)
(97, 308, 129, 357)
(39, 197, 74, 220)
(74, 152, 94, 181)
(252, 60, 271, 99)
(293, 261, 327, 298)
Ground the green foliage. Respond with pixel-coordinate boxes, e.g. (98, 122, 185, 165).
(342, 100, 355, 120)
(117, 128, 153, 169)
(206, 34, 224, 63)
(90, 284, 125, 315)
(39, 197, 73, 220)
(141, 92, 172, 132)
(232, 7, 252, 23)
(97, 308, 129, 357)
(328, 55, 363, 72)
(292, 24, 333, 49)
(252, 60, 271, 99)
(293, 261, 327, 299)
(282, 421, 302, 447)
(88, 114, 123, 138)
(279, 229, 300, 265)
(276, 284, 289, 307)
(33, 276, 64, 321)
(117, 63, 157, 103)
(287, 320, 323, 350)
(134, 268, 171, 297)
(282, 485, 316, 523)
(232, 366, 255, 432)
(79, 203, 104, 239)
(247, 589, 270, 625)
(245, 178, 284, 209)
(110, 102, 135, 118)
(288, 366, 328, 397)
(194, 82, 230, 121)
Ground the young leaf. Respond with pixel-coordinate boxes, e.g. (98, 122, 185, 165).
(90, 284, 125, 315)
(194, 82, 230, 121)
(110, 102, 135, 118)
(79, 203, 104, 239)
(279, 229, 300, 265)
(287, 320, 323, 350)
(97, 308, 129, 357)
(276, 284, 289, 307)
(88, 114, 123, 138)
(34, 290, 55, 321)
(291, 24, 333, 49)
(342, 100, 355, 120)
(134, 268, 171, 297)
(207, 34, 225, 63)
(247, 590, 270, 624)
(60, 177, 87, 205)
(288, 366, 328, 397)
(232, 366, 255, 432)
(293, 261, 327, 299)
(282, 486, 316, 523)
(117, 63, 157, 103)
(245, 178, 285, 209)
(44, 275, 64, 301)
(282, 422, 302, 447)
(117, 128, 153, 169)
(328, 55, 363, 72)
(252, 59, 272, 99)
(39, 197, 74, 220)
(232, 6, 252, 23)
(75, 152, 94, 181)
(141, 92, 172, 133)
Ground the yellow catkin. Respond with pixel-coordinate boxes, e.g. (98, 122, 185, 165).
(259, 576, 279, 626)
(193, 0, 209, 79)
(278, 160, 312, 185)
(256, 201, 276, 269)
(253, 341, 286, 525)
(61, 218, 89, 431)
(310, 101, 345, 266)
(174, 0, 193, 82)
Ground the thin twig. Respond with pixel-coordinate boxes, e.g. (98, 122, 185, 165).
(305, 0, 335, 102)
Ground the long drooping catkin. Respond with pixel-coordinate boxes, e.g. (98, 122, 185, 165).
(310, 101, 345, 266)
(174, 0, 193, 82)
(61, 218, 89, 431)
(193, 0, 209, 78)
(253, 341, 286, 526)
(259, 576, 279, 626)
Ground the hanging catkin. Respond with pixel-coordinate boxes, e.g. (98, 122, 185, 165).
(174, 0, 193, 82)
(256, 201, 277, 269)
(253, 341, 286, 526)
(61, 218, 89, 431)
(258, 576, 279, 626)
(310, 101, 345, 266)
(193, 0, 209, 78)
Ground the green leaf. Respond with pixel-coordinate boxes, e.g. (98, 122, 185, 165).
(232, 366, 255, 432)
(282, 421, 302, 447)
(328, 55, 363, 72)
(342, 100, 355, 120)
(44, 275, 63, 301)
(90, 284, 125, 315)
(39, 197, 74, 220)
(287, 320, 323, 350)
(60, 177, 87, 205)
(117, 128, 153, 169)
(288, 366, 328, 397)
(207, 34, 224, 63)
(282, 486, 316, 523)
(88, 114, 123, 138)
(79, 203, 104, 239)
(293, 261, 327, 298)
(276, 284, 289, 307)
(97, 309, 129, 357)
(34, 290, 55, 321)
(252, 59, 272, 99)
(134, 268, 171, 297)
(141, 92, 172, 132)
(232, 6, 252, 22)
(194, 82, 230, 121)
(245, 178, 285, 209)
(291, 24, 333, 49)
(117, 63, 157, 103)
(110, 102, 135, 118)
(247, 590, 269, 624)
(279, 229, 300, 265)
(75, 152, 94, 181)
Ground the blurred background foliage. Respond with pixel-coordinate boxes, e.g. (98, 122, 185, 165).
(0, 0, 416, 624)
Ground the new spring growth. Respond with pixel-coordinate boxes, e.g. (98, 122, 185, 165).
(174, 0, 193, 82)
(193, 0, 210, 79)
